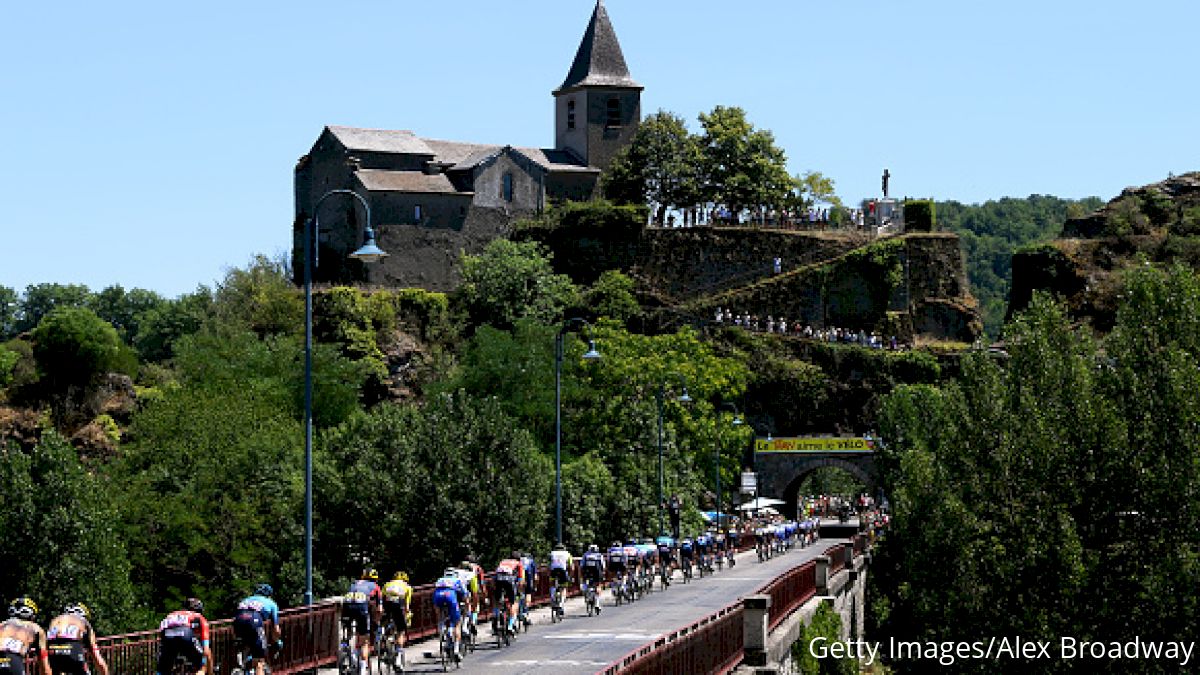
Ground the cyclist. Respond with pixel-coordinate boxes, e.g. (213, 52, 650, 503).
(655, 535, 675, 586)
(381, 572, 413, 669)
(634, 540, 658, 590)
(606, 541, 628, 602)
(518, 551, 536, 627)
(726, 528, 740, 565)
(623, 540, 641, 597)
(455, 561, 481, 640)
(0, 597, 49, 675)
(713, 530, 727, 568)
(154, 598, 212, 675)
(579, 545, 606, 614)
(548, 543, 573, 618)
(46, 603, 108, 675)
(492, 557, 521, 636)
(340, 571, 381, 675)
(678, 537, 695, 579)
(695, 531, 711, 573)
(464, 555, 487, 628)
(432, 568, 468, 661)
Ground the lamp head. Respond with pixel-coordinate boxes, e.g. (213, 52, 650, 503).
(583, 340, 601, 361)
(350, 227, 389, 264)
(677, 388, 692, 404)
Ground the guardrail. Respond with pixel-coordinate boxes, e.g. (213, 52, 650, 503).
(90, 602, 341, 675)
(603, 536, 868, 674)
(599, 602, 745, 675)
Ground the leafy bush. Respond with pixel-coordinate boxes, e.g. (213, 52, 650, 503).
(903, 199, 936, 232)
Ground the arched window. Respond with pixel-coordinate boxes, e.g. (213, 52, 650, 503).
(606, 97, 621, 127)
(502, 173, 513, 202)
(567, 99, 576, 130)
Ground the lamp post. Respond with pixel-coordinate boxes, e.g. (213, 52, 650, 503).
(304, 189, 387, 606)
(714, 402, 742, 534)
(554, 318, 600, 545)
(656, 375, 691, 536)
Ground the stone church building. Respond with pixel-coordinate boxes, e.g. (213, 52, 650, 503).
(293, 0, 642, 290)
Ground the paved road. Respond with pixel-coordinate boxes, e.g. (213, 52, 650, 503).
(322, 533, 849, 675)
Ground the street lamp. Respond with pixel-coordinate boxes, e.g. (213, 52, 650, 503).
(714, 402, 743, 535)
(656, 374, 691, 536)
(304, 189, 388, 605)
(554, 318, 600, 545)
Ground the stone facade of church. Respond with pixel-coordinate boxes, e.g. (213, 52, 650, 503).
(292, 0, 642, 290)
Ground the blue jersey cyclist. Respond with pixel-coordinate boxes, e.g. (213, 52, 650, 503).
(432, 567, 470, 661)
(233, 583, 280, 675)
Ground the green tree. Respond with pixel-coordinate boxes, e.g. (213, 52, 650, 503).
(794, 603, 855, 675)
(30, 307, 135, 426)
(132, 288, 214, 363)
(454, 239, 579, 330)
(0, 433, 139, 632)
(583, 270, 640, 326)
(794, 171, 842, 210)
(316, 392, 552, 585)
(213, 255, 304, 338)
(114, 332, 308, 610)
(697, 106, 794, 222)
(603, 110, 702, 222)
(0, 285, 18, 339)
(16, 283, 92, 334)
(88, 285, 167, 345)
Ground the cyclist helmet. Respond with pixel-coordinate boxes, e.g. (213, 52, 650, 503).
(459, 561, 473, 571)
(611, 541, 621, 548)
(64, 603, 91, 620)
(8, 597, 37, 621)
(443, 567, 459, 577)
(254, 583, 274, 598)
(184, 597, 204, 614)
(362, 569, 379, 582)
(393, 571, 409, 582)
(588, 544, 599, 553)
(554, 542, 565, 550)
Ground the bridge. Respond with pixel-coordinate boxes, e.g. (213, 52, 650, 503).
(753, 437, 879, 519)
(83, 526, 872, 674)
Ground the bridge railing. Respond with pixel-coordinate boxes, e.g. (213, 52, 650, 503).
(90, 602, 342, 675)
(762, 560, 818, 631)
(603, 538, 868, 674)
(599, 602, 745, 675)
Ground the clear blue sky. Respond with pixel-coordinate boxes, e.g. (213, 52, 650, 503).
(2, 0, 1196, 298)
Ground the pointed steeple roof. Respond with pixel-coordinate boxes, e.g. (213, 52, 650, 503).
(555, 0, 642, 94)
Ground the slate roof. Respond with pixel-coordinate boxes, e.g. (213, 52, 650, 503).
(354, 169, 466, 195)
(328, 126, 435, 156)
(556, 0, 641, 93)
(423, 139, 502, 169)
(514, 147, 598, 173)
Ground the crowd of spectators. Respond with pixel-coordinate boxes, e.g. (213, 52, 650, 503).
(660, 205, 873, 233)
(714, 307, 904, 350)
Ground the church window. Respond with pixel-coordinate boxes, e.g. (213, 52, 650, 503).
(567, 100, 576, 130)
(606, 97, 621, 127)
(502, 173, 514, 202)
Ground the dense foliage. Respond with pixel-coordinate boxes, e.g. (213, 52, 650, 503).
(936, 195, 1104, 338)
(871, 264, 1200, 674)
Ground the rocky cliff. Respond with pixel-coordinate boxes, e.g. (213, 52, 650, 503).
(1009, 172, 1200, 331)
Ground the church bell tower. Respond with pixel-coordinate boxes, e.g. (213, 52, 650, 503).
(553, 0, 642, 173)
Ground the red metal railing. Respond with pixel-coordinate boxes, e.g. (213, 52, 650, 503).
(599, 602, 745, 675)
(602, 538, 867, 674)
(826, 544, 846, 575)
(761, 561, 818, 631)
(89, 602, 341, 675)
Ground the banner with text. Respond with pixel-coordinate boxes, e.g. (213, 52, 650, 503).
(755, 437, 876, 453)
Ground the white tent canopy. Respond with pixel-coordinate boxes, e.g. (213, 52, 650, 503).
(738, 497, 785, 511)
